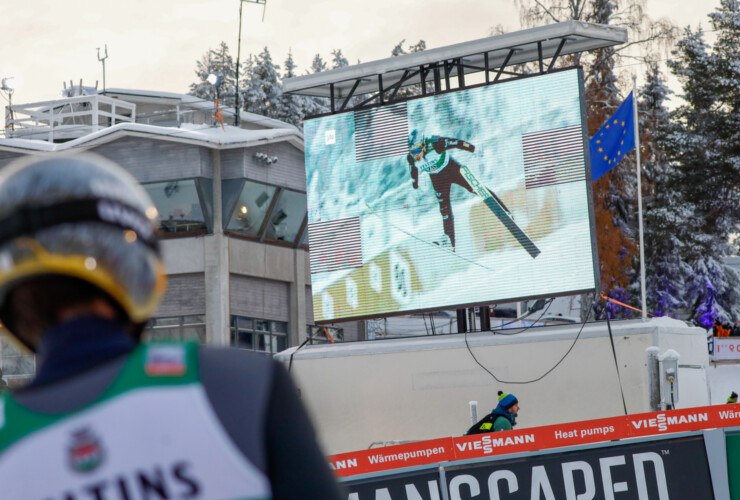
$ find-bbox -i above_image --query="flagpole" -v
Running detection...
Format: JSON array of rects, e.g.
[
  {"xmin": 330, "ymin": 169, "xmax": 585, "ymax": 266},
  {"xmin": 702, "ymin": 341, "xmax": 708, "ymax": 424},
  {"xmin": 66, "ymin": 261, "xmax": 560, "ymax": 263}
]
[{"xmin": 633, "ymin": 75, "xmax": 647, "ymax": 319}]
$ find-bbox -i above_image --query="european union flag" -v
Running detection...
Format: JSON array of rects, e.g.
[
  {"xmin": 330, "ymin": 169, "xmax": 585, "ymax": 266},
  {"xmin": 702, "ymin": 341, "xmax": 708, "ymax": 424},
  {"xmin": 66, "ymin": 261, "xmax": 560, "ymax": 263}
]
[{"xmin": 589, "ymin": 92, "xmax": 635, "ymax": 181}]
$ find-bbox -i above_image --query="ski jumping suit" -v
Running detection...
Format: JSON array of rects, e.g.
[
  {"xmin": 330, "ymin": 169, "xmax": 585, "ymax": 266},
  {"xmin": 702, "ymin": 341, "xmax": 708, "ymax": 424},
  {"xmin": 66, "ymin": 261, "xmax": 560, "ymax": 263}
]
[
  {"xmin": 407, "ymin": 136, "xmax": 508, "ymax": 249},
  {"xmin": 0, "ymin": 316, "xmax": 343, "ymax": 500}
]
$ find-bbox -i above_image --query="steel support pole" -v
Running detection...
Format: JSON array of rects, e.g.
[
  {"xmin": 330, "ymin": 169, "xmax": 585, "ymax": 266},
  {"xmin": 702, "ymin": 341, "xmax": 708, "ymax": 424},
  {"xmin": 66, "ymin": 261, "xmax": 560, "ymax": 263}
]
[{"xmin": 633, "ymin": 75, "xmax": 647, "ymax": 319}]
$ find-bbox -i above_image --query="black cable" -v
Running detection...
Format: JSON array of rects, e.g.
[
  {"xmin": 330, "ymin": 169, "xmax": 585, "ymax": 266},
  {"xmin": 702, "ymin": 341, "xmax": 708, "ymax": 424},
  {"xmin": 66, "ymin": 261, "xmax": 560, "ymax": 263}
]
[
  {"xmin": 604, "ymin": 307, "xmax": 629, "ymax": 415},
  {"xmin": 287, "ymin": 334, "xmax": 316, "ymax": 373},
  {"xmin": 490, "ymin": 299, "xmax": 554, "ymax": 334},
  {"xmin": 464, "ymin": 303, "xmax": 591, "ymax": 385}
]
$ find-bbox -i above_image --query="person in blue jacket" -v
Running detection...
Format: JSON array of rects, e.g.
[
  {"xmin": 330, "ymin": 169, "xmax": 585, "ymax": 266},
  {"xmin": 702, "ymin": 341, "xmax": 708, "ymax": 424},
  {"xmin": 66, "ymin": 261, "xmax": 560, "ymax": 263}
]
[{"xmin": 466, "ymin": 391, "xmax": 520, "ymax": 435}]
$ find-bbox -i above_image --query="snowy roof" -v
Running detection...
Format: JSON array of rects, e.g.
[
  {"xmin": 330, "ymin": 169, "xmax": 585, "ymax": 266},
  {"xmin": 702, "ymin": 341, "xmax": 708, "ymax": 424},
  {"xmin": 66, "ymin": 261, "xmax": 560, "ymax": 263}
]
[
  {"xmin": 102, "ymin": 88, "xmax": 299, "ymax": 132},
  {"xmin": 0, "ymin": 122, "xmax": 303, "ymax": 153},
  {"xmin": 284, "ymin": 21, "xmax": 628, "ymax": 98}
]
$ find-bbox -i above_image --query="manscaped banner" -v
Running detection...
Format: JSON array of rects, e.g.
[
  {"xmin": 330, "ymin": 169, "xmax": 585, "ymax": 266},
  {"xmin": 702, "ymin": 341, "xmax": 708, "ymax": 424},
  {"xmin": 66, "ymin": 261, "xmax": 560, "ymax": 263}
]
[
  {"xmin": 341, "ymin": 436, "xmax": 713, "ymax": 499},
  {"xmin": 441, "ymin": 436, "xmax": 713, "ymax": 500},
  {"xmin": 329, "ymin": 404, "xmax": 740, "ymax": 478}
]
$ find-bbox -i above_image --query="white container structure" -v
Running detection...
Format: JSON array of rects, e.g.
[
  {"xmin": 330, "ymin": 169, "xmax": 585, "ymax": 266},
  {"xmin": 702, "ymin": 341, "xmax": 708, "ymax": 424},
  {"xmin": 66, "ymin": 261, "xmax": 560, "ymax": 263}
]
[{"xmin": 276, "ymin": 317, "xmax": 711, "ymax": 455}]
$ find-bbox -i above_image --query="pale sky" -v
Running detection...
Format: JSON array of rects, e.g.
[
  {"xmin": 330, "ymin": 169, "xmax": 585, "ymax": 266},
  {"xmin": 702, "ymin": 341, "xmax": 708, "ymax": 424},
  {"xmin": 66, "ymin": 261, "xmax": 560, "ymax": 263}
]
[{"xmin": 0, "ymin": 0, "xmax": 721, "ymax": 106}]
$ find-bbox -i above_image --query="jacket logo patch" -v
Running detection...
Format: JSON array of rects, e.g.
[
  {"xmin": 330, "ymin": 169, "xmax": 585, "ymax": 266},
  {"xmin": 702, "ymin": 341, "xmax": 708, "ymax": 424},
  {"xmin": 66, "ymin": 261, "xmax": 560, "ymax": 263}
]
[
  {"xmin": 145, "ymin": 345, "xmax": 187, "ymax": 376},
  {"xmin": 68, "ymin": 427, "xmax": 105, "ymax": 473}
]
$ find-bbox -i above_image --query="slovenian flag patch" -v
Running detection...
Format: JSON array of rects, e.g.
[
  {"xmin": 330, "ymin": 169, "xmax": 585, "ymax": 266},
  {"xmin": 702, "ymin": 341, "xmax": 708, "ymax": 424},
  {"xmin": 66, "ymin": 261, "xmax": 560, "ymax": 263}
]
[{"xmin": 145, "ymin": 345, "xmax": 187, "ymax": 376}]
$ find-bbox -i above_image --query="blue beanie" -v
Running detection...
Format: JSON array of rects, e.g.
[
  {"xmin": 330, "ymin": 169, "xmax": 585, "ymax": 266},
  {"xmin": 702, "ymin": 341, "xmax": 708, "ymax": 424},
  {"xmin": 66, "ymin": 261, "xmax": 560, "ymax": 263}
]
[{"xmin": 498, "ymin": 391, "xmax": 518, "ymax": 410}]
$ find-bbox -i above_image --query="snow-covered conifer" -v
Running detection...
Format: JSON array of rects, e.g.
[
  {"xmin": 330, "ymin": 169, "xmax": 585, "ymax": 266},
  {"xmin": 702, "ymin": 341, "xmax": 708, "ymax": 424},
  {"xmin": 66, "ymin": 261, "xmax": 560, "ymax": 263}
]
[
  {"xmin": 330, "ymin": 49, "xmax": 349, "ymax": 69},
  {"xmin": 276, "ymin": 50, "xmax": 305, "ymax": 128},
  {"xmin": 241, "ymin": 47, "xmax": 282, "ymax": 119},
  {"xmin": 658, "ymin": 0, "xmax": 740, "ymax": 325},
  {"xmin": 188, "ymin": 41, "xmax": 237, "ymax": 108}
]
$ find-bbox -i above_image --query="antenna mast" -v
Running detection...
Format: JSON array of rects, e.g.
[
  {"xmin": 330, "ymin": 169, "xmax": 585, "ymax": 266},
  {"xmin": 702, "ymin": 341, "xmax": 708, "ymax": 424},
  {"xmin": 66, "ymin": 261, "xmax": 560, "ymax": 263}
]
[
  {"xmin": 97, "ymin": 45, "xmax": 109, "ymax": 92},
  {"xmin": 235, "ymin": 0, "xmax": 267, "ymax": 127}
]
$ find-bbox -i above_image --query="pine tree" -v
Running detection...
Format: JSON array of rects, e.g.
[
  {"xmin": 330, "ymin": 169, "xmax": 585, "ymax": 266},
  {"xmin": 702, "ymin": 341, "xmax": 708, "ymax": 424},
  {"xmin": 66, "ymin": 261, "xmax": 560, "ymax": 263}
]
[
  {"xmin": 303, "ymin": 54, "xmax": 330, "ymax": 117},
  {"xmin": 330, "ymin": 49, "xmax": 349, "ymax": 69},
  {"xmin": 309, "ymin": 53, "xmax": 328, "ymax": 73},
  {"xmin": 241, "ymin": 47, "xmax": 282, "ymax": 119},
  {"xmin": 639, "ymin": 62, "xmax": 687, "ymax": 317},
  {"xmin": 518, "ymin": 0, "xmax": 676, "ymax": 319},
  {"xmin": 583, "ymin": 0, "xmax": 638, "ymax": 318},
  {"xmin": 659, "ymin": 0, "xmax": 740, "ymax": 325},
  {"xmin": 390, "ymin": 40, "xmax": 429, "ymax": 98},
  {"xmin": 276, "ymin": 50, "xmax": 305, "ymax": 128},
  {"xmin": 188, "ymin": 41, "xmax": 236, "ymax": 108}
]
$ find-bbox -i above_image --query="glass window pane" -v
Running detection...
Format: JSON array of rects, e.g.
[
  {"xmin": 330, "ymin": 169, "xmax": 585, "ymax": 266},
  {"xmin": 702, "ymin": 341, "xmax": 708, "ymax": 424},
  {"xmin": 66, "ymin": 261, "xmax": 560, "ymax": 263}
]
[
  {"xmin": 182, "ymin": 324, "xmax": 206, "ymax": 343},
  {"xmin": 183, "ymin": 315, "xmax": 206, "ymax": 325},
  {"xmin": 275, "ymin": 335, "xmax": 287, "ymax": 352},
  {"xmin": 226, "ymin": 181, "xmax": 277, "ymax": 236},
  {"xmin": 264, "ymin": 190, "xmax": 307, "ymax": 243},
  {"xmin": 271, "ymin": 321, "xmax": 288, "ymax": 334},
  {"xmin": 152, "ymin": 317, "xmax": 182, "ymax": 327},
  {"xmin": 143, "ymin": 180, "xmax": 208, "ymax": 234},
  {"xmin": 255, "ymin": 333, "xmax": 268, "ymax": 351},
  {"xmin": 232, "ymin": 330, "xmax": 253, "ymax": 350},
  {"xmin": 236, "ymin": 317, "xmax": 253, "ymax": 330},
  {"xmin": 255, "ymin": 320, "xmax": 269, "ymax": 332},
  {"xmin": 146, "ymin": 326, "xmax": 181, "ymax": 341}
]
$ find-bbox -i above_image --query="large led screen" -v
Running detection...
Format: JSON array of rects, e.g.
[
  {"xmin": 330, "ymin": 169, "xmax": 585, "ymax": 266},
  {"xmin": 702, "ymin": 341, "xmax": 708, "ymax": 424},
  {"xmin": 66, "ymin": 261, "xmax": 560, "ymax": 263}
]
[{"xmin": 304, "ymin": 68, "xmax": 598, "ymax": 323}]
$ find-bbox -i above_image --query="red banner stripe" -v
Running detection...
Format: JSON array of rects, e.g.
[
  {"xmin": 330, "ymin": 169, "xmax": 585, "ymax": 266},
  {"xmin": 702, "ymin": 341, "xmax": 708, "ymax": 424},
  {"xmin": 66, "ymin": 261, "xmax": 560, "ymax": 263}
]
[{"xmin": 328, "ymin": 404, "xmax": 740, "ymax": 478}]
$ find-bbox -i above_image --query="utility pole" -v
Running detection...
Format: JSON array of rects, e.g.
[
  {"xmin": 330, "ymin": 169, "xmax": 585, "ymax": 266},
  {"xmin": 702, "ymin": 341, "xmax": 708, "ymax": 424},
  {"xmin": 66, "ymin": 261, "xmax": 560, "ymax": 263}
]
[
  {"xmin": 235, "ymin": 0, "xmax": 266, "ymax": 127},
  {"xmin": 97, "ymin": 45, "xmax": 109, "ymax": 92}
]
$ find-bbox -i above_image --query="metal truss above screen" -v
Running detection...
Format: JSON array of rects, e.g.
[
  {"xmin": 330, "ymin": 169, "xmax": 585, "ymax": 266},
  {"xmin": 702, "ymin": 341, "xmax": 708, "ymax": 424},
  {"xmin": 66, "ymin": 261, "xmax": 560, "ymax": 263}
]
[{"xmin": 283, "ymin": 21, "xmax": 627, "ymax": 114}]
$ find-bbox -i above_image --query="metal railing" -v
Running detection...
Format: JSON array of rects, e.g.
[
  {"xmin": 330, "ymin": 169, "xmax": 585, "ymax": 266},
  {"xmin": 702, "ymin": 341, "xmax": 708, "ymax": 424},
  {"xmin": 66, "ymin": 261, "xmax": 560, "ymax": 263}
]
[{"xmin": 4, "ymin": 94, "xmax": 135, "ymax": 142}]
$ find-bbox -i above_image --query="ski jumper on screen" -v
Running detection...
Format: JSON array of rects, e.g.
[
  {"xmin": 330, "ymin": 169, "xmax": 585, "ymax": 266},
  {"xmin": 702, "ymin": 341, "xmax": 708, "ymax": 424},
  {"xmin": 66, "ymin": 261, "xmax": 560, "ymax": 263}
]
[{"xmin": 407, "ymin": 130, "xmax": 540, "ymax": 258}]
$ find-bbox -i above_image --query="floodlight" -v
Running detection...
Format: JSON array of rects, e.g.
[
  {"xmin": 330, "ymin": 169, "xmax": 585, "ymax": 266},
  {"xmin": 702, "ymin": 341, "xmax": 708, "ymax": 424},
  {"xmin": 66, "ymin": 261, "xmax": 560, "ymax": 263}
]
[
  {"xmin": 1, "ymin": 77, "xmax": 16, "ymax": 92},
  {"xmin": 206, "ymin": 73, "xmax": 219, "ymax": 86}
]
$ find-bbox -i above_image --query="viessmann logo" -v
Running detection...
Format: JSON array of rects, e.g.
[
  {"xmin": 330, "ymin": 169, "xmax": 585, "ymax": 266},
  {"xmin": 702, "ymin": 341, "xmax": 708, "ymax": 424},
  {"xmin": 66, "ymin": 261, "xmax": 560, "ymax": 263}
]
[
  {"xmin": 629, "ymin": 412, "xmax": 708, "ymax": 432},
  {"xmin": 457, "ymin": 433, "xmax": 536, "ymax": 455}
]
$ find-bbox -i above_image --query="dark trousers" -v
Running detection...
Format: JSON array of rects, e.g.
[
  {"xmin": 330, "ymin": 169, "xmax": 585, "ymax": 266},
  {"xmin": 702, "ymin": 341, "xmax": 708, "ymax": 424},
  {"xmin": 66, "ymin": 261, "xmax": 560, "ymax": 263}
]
[{"xmin": 429, "ymin": 160, "xmax": 507, "ymax": 248}]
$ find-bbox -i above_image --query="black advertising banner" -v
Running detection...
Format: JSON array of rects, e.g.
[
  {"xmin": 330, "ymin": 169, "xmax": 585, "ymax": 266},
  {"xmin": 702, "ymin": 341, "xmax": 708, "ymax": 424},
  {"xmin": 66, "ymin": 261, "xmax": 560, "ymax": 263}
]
[
  {"xmin": 444, "ymin": 436, "xmax": 712, "ymax": 500},
  {"xmin": 343, "ymin": 468, "xmax": 442, "ymax": 499},
  {"xmin": 341, "ymin": 436, "xmax": 714, "ymax": 499}
]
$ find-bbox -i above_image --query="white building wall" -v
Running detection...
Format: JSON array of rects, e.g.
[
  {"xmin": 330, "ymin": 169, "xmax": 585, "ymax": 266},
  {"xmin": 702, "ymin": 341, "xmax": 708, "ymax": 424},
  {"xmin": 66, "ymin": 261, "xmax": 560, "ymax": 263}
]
[{"xmin": 278, "ymin": 318, "xmax": 710, "ymax": 455}]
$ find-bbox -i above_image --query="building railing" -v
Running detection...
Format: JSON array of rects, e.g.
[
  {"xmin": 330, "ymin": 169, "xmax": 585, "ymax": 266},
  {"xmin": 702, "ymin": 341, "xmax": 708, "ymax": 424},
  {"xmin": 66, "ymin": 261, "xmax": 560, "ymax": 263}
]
[{"xmin": 3, "ymin": 94, "xmax": 136, "ymax": 142}]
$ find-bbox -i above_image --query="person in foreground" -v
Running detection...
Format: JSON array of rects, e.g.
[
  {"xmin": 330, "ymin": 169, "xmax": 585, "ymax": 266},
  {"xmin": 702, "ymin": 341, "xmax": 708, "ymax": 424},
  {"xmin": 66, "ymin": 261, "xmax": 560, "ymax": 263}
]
[
  {"xmin": 466, "ymin": 391, "xmax": 520, "ymax": 435},
  {"xmin": 0, "ymin": 154, "xmax": 343, "ymax": 499}
]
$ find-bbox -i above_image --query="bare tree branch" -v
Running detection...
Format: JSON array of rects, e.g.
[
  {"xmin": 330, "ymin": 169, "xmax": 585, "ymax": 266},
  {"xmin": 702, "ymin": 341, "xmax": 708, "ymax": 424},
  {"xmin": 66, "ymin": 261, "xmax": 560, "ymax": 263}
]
[
  {"xmin": 534, "ymin": 0, "xmax": 562, "ymax": 23},
  {"xmin": 614, "ymin": 33, "xmax": 670, "ymax": 53}
]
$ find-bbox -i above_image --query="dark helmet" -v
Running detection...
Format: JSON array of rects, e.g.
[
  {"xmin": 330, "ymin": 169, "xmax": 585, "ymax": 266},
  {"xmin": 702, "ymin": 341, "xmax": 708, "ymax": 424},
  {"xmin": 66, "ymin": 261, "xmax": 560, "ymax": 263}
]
[{"xmin": 0, "ymin": 153, "xmax": 166, "ymax": 350}]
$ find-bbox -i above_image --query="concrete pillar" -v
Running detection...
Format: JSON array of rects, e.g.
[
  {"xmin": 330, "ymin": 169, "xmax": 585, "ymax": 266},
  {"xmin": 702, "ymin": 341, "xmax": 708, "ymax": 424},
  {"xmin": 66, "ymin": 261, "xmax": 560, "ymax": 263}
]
[
  {"xmin": 204, "ymin": 150, "xmax": 230, "ymax": 346},
  {"xmin": 289, "ymin": 248, "xmax": 308, "ymax": 347}
]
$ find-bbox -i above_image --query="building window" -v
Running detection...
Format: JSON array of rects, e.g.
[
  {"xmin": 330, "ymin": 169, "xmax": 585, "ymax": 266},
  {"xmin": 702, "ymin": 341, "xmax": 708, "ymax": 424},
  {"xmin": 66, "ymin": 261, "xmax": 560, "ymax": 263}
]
[
  {"xmin": 143, "ymin": 179, "xmax": 211, "ymax": 236},
  {"xmin": 230, "ymin": 316, "xmax": 288, "ymax": 354},
  {"xmin": 143, "ymin": 315, "xmax": 206, "ymax": 343},
  {"xmin": 224, "ymin": 180, "xmax": 278, "ymax": 237},
  {"xmin": 264, "ymin": 189, "xmax": 307, "ymax": 243}
]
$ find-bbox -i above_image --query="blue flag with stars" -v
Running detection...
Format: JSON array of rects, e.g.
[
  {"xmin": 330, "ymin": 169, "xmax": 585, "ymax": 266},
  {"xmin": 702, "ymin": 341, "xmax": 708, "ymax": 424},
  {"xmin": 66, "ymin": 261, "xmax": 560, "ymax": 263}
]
[{"xmin": 589, "ymin": 92, "xmax": 635, "ymax": 181}]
